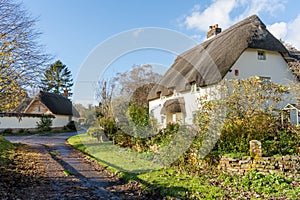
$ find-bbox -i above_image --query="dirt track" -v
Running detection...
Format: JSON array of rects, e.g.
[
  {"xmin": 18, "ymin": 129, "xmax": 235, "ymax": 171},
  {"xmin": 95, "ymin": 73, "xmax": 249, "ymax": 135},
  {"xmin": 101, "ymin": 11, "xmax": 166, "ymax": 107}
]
[{"xmin": 4, "ymin": 132, "xmax": 161, "ymax": 200}]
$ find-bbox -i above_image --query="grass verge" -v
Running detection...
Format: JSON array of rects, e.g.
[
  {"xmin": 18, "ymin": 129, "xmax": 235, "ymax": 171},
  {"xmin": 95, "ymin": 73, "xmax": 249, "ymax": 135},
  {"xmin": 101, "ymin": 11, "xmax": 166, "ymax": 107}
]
[{"xmin": 68, "ymin": 133, "xmax": 300, "ymax": 199}]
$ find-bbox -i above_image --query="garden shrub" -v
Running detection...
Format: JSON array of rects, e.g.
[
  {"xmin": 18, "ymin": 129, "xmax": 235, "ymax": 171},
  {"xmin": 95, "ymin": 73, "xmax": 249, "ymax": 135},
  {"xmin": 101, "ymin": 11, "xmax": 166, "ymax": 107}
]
[
  {"xmin": 114, "ymin": 122, "xmax": 180, "ymax": 152},
  {"xmin": 127, "ymin": 103, "xmax": 149, "ymax": 127},
  {"xmin": 173, "ymin": 78, "xmax": 300, "ymax": 170},
  {"xmin": 87, "ymin": 126, "xmax": 105, "ymax": 142},
  {"xmin": 66, "ymin": 120, "xmax": 77, "ymax": 131},
  {"xmin": 36, "ymin": 116, "xmax": 52, "ymax": 131},
  {"xmin": 98, "ymin": 116, "xmax": 118, "ymax": 140},
  {"xmin": 2, "ymin": 128, "xmax": 13, "ymax": 134}
]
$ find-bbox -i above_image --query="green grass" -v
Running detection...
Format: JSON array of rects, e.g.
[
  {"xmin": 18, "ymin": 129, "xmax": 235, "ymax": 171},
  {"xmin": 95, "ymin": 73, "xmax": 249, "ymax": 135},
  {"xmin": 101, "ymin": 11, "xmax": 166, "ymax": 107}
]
[
  {"xmin": 68, "ymin": 133, "xmax": 300, "ymax": 199},
  {"xmin": 0, "ymin": 136, "xmax": 16, "ymax": 167},
  {"xmin": 68, "ymin": 133, "xmax": 162, "ymax": 173}
]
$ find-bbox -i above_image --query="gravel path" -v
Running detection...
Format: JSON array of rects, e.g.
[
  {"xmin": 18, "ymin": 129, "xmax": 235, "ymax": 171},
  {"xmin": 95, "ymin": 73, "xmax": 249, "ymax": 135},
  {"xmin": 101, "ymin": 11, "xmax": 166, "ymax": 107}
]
[{"xmin": 4, "ymin": 132, "xmax": 158, "ymax": 200}]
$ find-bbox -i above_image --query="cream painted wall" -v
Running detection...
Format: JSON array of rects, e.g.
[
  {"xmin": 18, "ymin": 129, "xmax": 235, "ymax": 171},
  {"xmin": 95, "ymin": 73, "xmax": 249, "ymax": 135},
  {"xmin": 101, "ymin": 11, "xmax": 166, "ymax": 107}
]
[
  {"xmin": 0, "ymin": 115, "xmax": 71, "ymax": 130},
  {"xmin": 225, "ymin": 48, "xmax": 295, "ymax": 85},
  {"xmin": 0, "ymin": 117, "xmax": 41, "ymax": 129}
]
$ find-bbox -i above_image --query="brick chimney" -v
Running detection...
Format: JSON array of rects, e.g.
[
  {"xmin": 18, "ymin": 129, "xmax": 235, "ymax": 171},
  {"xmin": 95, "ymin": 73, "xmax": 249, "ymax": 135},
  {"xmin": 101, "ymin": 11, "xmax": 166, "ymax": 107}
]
[
  {"xmin": 63, "ymin": 88, "xmax": 68, "ymax": 98},
  {"xmin": 207, "ymin": 24, "xmax": 222, "ymax": 39}
]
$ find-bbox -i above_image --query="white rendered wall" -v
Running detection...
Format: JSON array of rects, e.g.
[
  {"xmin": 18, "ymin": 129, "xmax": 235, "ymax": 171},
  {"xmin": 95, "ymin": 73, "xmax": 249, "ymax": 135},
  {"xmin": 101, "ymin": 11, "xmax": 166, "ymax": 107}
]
[
  {"xmin": 0, "ymin": 115, "xmax": 71, "ymax": 130},
  {"xmin": 0, "ymin": 117, "xmax": 41, "ymax": 129},
  {"xmin": 52, "ymin": 115, "xmax": 71, "ymax": 128},
  {"xmin": 225, "ymin": 48, "xmax": 295, "ymax": 85}
]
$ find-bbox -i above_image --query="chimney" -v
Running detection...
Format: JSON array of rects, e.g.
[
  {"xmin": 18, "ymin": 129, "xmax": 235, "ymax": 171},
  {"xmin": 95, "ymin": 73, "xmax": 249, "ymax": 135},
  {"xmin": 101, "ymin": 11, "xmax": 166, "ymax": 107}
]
[
  {"xmin": 63, "ymin": 88, "xmax": 68, "ymax": 98},
  {"xmin": 206, "ymin": 24, "xmax": 222, "ymax": 39}
]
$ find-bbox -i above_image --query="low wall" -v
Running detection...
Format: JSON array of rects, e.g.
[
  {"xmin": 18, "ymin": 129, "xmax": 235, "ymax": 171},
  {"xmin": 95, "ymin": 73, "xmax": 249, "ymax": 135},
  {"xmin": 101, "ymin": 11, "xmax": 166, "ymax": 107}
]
[
  {"xmin": 219, "ymin": 156, "xmax": 300, "ymax": 178},
  {"xmin": 0, "ymin": 113, "xmax": 70, "ymax": 132}
]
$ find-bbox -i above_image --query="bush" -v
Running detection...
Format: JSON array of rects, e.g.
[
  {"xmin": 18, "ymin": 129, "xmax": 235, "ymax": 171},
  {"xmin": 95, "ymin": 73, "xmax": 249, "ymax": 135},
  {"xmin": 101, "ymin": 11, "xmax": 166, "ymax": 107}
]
[
  {"xmin": 98, "ymin": 116, "xmax": 118, "ymax": 140},
  {"xmin": 193, "ymin": 78, "xmax": 295, "ymax": 156},
  {"xmin": 36, "ymin": 116, "xmax": 52, "ymax": 132},
  {"xmin": 127, "ymin": 103, "xmax": 149, "ymax": 127},
  {"xmin": 66, "ymin": 120, "xmax": 77, "ymax": 131},
  {"xmin": 87, "ymin": 126, "xmax": 105, "ymax": 142},
  {"xmin": 2, "ymin": 128, "xmax": 13, "ymax": 134}
]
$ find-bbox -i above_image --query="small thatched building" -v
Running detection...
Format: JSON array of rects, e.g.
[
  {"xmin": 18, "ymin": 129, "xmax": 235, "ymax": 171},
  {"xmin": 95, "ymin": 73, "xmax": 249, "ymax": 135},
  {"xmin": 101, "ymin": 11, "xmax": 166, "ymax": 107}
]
[{"xmin": 24, "ymin": 91, "xmax": 79, "ymax": 128}]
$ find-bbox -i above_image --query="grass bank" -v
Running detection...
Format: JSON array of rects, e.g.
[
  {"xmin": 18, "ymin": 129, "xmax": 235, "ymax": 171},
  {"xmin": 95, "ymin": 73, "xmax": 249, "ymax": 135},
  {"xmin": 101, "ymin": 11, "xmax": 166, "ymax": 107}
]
[{"xmin": 68, "ymin": 133, "xmax": 300, "ymax": 199}]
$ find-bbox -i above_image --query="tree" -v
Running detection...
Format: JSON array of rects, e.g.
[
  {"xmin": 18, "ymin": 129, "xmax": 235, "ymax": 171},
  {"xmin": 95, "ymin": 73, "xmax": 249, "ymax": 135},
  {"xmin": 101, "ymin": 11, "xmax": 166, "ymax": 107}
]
[
  {"xmin": 0, "ymin": 0, "xmax": 49, "ymax": 111},
  {"xmin": 41, "ymin": 60, "xmax": 73, "ymax": 96},
  {"xmin": 113, "ymin": 64, "xmax": 162, "ymax": 95},
  {"xmin": 194, "ymin": 77, "xmax": 295, "ymax": 157},
  {"xmin": 95, "ymin": 80, "xmax": 117, "ymax": 140}
]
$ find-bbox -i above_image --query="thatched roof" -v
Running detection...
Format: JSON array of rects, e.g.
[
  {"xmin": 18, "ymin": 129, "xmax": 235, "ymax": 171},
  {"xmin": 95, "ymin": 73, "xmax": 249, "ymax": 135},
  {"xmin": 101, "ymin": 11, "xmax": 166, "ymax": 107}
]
[
  {"xmin": 35, "ymin": 91, "xmax": 79, "ymax": 117},
  {"xmin": 160, "ymin": 98, "xmax": 185, "ymax": 114},
  {"xmin": 148, "ymin": 15, "xmax": 289, "ymax": 100}
]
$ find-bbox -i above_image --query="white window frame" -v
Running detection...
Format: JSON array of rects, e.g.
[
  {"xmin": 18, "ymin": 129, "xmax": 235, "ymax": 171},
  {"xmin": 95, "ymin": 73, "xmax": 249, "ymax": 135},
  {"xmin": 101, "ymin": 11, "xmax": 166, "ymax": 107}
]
[{"xmin": 257, "ymin": 51, "xmax": 266, "ymax": 60}]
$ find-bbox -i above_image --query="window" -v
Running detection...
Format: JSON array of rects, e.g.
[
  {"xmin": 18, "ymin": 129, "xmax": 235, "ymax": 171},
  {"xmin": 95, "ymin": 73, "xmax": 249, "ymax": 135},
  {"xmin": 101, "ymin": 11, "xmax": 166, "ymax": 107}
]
[
  {"xmin": 258, "ymin": 76, "xmax": 271, "ymax": 84},
  {"xmin": 150, "ymin": 109, "xmax": 154, "ymax": 118},
  {"xmin": 36, "ymin": 106, "xmax": 41, "ymax": 112},
  {"xmin": 257, "ymin": 51, "xmax": 266, "ymax": 60}
]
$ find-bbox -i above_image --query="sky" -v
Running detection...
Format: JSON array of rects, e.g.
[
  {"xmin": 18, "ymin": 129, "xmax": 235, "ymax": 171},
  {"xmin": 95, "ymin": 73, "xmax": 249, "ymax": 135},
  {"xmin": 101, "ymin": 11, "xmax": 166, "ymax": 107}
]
[{"xmin": 22, "ymin": 0, "xmax": 300, "ymax": 103}]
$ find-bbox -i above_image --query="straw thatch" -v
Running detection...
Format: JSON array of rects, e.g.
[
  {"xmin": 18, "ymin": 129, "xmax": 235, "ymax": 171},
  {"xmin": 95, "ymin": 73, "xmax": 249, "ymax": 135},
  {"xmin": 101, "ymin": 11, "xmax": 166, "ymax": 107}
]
[
  {"xmin": 160, "ymin": 97, "xmax": 185, "ymax": 114},
  {"xmin": 148, "ymin": 15, "xmax": 289, "ymax": 100},
  {"xmin": 28, "ymin": 91, "xmax": 80, "ymax": 117}
]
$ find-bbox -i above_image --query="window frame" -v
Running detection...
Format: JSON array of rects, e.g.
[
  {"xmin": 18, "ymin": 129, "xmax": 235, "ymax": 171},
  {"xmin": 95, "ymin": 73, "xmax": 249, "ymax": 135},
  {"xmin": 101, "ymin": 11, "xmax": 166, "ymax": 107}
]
[{"xmin": 257, "ymin": 51, "xmax": 266, "ymax": 60}]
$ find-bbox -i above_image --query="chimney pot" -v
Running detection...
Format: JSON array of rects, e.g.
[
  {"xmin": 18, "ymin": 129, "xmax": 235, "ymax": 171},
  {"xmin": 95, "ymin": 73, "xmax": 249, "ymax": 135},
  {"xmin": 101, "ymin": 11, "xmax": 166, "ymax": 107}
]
[
  {"xmin": 207, "ymin": 24, "xmax": 222, "ymax": 39},
  {"xmin": 63, "ymin": 88, "xmax": 68, "ymax": 98}
]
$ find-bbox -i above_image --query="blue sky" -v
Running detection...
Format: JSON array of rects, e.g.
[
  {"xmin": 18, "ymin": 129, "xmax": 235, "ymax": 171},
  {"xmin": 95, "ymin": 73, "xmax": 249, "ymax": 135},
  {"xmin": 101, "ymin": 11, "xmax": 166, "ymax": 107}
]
[{"xmin": 23, "ymin": 0, "xmax": 300, "ymax": 103}]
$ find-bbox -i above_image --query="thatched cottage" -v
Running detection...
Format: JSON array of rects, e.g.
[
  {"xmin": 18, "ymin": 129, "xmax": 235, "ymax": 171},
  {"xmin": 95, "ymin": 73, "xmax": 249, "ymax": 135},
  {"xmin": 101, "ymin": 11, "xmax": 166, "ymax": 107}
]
[
  {"xmin": 24, "ymin": 91, "xmax": 79, "ymax": 128},
  {"xmin": 148, "ymin": 15, "xmax": 299, "ymax": 127}
]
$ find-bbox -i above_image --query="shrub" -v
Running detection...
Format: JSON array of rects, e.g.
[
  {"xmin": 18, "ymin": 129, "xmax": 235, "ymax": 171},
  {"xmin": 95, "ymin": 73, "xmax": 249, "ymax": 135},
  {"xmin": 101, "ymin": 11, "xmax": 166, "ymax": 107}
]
[
  {"xmin": 66, "ymin": 120, "xmax": 77, "ymax": 131},
  {"xmin": 98, "ymin": 116, "xmax": 118, "ymax": 140},
  {"xmin": 193, "ymin": 78, "xmax": 294, "ymax": 156},
  {"xmin": 36, "ymin": 116, "xmax": 52, "ymax": 131},
  {"xmin": 127, "ymin": 103, "xmax": 149, "ymax": 127},
  {"xmin": 2, "ymin": 128, "xmax": 13, "ymax": 134},
  {"xmin": 87, "ymin": 126, "xmax": 105, "ymax": 142}
]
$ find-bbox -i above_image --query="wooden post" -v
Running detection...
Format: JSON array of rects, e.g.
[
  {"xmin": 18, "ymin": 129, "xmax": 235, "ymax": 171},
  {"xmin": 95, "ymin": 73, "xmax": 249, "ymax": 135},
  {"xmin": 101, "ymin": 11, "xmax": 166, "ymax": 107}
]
[{"xmin": 250, "ymin": 140, "xmax": 262, "ymax": 158}]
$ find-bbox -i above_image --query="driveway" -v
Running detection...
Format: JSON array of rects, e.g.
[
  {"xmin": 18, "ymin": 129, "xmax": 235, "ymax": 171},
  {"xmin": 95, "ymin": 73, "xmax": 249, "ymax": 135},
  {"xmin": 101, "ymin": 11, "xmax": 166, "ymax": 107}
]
[{"xmin": 5, "ymin": 131, "xmax": 121, "ymax": 200}]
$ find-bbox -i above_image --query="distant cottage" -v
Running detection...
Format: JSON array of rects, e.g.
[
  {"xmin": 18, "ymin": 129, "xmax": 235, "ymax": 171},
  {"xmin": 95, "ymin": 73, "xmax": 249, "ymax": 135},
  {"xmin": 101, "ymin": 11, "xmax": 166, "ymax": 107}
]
[
  {"xmin": 0, "ymin": 91, "xmax": 79, "ymax": 132},
  {"xmin": 148, "ymin": 15, "xmax": 300, "ymax": 127},
  {"xmin": 24, "ymin": 91, "xmax": 79, "ymax": 122}
]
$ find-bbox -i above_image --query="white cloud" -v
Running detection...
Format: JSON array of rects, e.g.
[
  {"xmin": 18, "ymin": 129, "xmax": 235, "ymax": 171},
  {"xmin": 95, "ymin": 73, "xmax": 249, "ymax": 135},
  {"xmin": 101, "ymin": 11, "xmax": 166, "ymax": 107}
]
[
  {"xmin": 182, "ymin": 0, "xmax": 300, "ymax": 49},
  {"xmin": 286, "ymin": 15, "xmax": 300, "ymax": 49},
  {"xmin": 183, "ymin": 0, "xmax": 287, "ymax": 31},
  {"xmin": 184, "ymin": 0, "xmax": 237, "ymax": 32},
  {"xmin": 237, "ymin": 0, "xmax": 286, "ymax": 20},
  {"xmin": 267, "ymin": 22, "xmax": 287, "ymax": 39},
  {"xmin": 267, "ymin": 15, "xmax": 300, "ymax": 49}
]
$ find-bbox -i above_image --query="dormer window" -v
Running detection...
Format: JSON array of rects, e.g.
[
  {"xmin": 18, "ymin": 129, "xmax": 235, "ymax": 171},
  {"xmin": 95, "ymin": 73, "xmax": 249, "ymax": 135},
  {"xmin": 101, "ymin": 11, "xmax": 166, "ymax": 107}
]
[
  {"xmin": 257, "ymin": 51, "xmax": 266, "ymax": 60},
  {"xmin": 191, "ymin": 82, "xmax": 197, "ymax": 92}
]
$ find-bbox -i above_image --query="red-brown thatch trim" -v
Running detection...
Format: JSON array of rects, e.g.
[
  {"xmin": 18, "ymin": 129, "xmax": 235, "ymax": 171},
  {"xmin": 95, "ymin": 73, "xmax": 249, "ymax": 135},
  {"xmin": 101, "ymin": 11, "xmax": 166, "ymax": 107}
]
[{"xmin": 148, "ymin": 15, "xmax": 289, "ymax": 100}]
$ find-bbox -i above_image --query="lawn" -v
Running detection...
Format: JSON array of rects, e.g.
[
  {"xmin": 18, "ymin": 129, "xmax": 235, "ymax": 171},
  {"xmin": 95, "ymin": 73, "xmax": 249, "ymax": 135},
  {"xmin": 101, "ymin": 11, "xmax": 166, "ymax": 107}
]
[
  {"xmin": 68, "ymin": 133, "xmax": 300, "ymax": 199},
  {"xmin": 68, "ymin": 133, "xmax": 163, "ymax": 173},
  {"xmin": 0, "ymin": 135, "xmax": 15, "ymax": 166}
]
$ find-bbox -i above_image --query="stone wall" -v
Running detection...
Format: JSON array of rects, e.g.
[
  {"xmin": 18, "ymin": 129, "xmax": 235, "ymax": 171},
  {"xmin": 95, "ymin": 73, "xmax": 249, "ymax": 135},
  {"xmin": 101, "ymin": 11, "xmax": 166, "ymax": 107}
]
[{"xmin": 218, "ymin": 155, "xmax": 300, "ymax": 178}]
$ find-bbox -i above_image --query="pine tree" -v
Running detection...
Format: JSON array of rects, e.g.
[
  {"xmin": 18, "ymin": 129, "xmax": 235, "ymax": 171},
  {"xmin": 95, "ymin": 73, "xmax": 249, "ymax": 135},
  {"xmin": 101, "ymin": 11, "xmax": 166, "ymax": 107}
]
[{"xmin": 41, "ymin": 60, "xmax": 73, "ymax": 96}]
